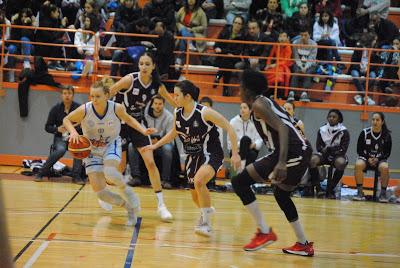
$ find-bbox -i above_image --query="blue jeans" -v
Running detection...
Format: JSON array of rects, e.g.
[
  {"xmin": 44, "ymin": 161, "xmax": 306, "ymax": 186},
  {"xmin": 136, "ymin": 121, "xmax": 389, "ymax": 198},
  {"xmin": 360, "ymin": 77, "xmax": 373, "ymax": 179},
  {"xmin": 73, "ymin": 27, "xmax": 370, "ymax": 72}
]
[
  {"xmin": 7, "ymin": 37, "xmax": 32, "ymax": 67},
  {"xmin": 178, "ymin": 27, "xmax": 194, "ymax": 52},
  {"xmin": 351, "ymin": 69, "xmax": 377, "ymax": 93}
]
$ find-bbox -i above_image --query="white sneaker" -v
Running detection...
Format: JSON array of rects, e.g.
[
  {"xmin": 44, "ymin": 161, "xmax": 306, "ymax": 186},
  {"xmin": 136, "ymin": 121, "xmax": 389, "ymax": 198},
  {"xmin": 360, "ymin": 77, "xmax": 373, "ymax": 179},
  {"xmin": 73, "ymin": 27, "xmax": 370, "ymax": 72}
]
[
  {"xmin": 98, "ymin": 199, "xmax": 113, "ymax": 211},
  {"xmin": 189, "ymin": 42, "xmax": 197, "ymax": 51},
  {"xmin": 299, "ymin": 92, "xmax": 310, "ymax": 102},
  {"xmin": 366, "ymin": 96, "xmax": 376, "ymax": 106},
  {"xmin": 354, "ymin": 94, "xmax": 363, "ymax": 105},
  {"xmin": 195, "ymin": 207, "xmax": 215, "ymax": 228},
  {"xmin": 287, "ymin": 91, "xmax": 295, "ymax": 101},
  {"xmin": 195, "ymin": 223, "xmax": 213, "ymax": 237},
  {"xmin": 127, "ymin": 208, "xmax": 138, "ymax": 226},
  {"xmin": 23, "ymin": 61, "xmax": 31, "ymax": 69},
  {"xmin": 158, "ymin": 205, "xmax": 173, "ymax": 222}
]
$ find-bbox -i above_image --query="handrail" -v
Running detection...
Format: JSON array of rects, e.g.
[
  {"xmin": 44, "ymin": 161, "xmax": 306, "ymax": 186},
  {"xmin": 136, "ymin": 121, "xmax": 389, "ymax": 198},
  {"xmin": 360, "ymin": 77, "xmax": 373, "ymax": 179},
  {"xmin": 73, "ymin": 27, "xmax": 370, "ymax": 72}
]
[{"xmin": 1, "ymin": 23, "xmax": 399, "ymax": 116}]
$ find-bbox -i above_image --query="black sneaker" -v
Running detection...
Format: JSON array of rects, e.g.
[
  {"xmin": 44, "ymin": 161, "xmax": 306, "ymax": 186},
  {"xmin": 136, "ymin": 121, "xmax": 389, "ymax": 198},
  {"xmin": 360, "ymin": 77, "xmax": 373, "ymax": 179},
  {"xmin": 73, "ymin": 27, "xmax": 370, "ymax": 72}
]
[
  {"xmin": 127, "ymin": 177, "xmax": 142, "ymax": 187},
  {"xmin": 72, "ymin": 178, "xmax": 86, "ymax": 185},
  {"xmin": 34, "ymin": 174, "xmax": 44, "ymax": 182}
]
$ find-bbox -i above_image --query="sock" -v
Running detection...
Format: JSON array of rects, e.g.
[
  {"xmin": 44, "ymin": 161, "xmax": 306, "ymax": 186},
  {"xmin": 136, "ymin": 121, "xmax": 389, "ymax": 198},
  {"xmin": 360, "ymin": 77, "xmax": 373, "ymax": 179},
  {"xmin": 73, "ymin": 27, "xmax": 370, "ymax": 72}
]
[
  {"xmin": 200, "ymin": 207, "xmax": 214, "ymax": 225},
  {"xmin": 156, "ymin": 191, "xmax": 164, "ymax": 208},
  {"xmin": 356, "ymin": 184, "xmax": 363, "ymax": 194},
  {"xmin": 245, "ymin": 201, "xmax": 269, "ymax": 233},
  {"xmin": 290, "ymin": 219, "xmax": 307, "ymax": 244}
]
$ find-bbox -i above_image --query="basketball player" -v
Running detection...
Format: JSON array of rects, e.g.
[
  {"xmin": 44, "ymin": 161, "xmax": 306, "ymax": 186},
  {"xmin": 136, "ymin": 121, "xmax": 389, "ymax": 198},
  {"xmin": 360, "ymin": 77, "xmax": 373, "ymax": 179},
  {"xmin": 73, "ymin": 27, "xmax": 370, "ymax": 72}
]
[
  {"xmin": 110, "ymin": 52, "xmax": 175, "ymax": 222},
  {"xmin": 231, "ymin": 69, "xmax": 314, "ymax": 256},
  {"xmin": 144, "ymin": 80, "xmax": 241, "ymax": 237},
  {"xmin": 353, "ymin": 112, "xmax": 392, "ymax": 202},
  {"xmin": 63, "ymin": 78, "xmax": 156, "ymax": 226}
]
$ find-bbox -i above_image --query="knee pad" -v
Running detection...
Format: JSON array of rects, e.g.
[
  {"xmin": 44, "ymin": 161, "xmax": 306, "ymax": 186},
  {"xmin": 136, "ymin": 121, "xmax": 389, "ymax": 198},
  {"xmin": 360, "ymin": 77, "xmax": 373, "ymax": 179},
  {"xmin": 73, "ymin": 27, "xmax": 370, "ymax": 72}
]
[
  {"xmin": 273, "ymin": 186, "xmax": 298, "ymax": 222},
  {"xmin": 103, "ymin": 166, "xmax": 125, "ymax": 188},
  {"xmin": 231, "ymin": 169, "xmax": 256, "ymax": 206}
]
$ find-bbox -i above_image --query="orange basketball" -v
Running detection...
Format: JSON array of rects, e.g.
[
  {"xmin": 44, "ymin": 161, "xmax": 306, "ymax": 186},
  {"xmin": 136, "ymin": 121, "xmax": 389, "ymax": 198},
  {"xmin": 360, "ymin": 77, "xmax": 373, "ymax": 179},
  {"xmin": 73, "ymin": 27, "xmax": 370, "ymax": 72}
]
[{"xmin": 68, "ymin": 136, "xmax": 91, "ymax": 159}]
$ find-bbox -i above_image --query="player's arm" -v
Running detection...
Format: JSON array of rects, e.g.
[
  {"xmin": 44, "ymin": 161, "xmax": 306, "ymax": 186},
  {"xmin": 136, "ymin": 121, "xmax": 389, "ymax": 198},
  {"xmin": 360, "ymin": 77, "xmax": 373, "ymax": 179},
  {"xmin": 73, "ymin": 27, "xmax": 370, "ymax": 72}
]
[
  {"xmin": 252, "ymin": 97, "xmax": 288, "ymax": 181},
  {"xmin": 109, "ymin": 74, "xmax": 132, "ymax": 97},
  {"xmin": 159, "ymin": 84, "xmax": 177, "ymax": 108},
  {"xmin": 63, "ymin": 104, "xmax": 86, "ymax": 143},
  {"xmin": 115, "ymin": 103, "xmax": 156, "ymax": 136},
  {"xmin": 203, "ymin": 108, "xmax": 241, "ymax": 171},
  {"xmin": 144, "ymin": 114, "xmax": 178, "ymax": 151}
]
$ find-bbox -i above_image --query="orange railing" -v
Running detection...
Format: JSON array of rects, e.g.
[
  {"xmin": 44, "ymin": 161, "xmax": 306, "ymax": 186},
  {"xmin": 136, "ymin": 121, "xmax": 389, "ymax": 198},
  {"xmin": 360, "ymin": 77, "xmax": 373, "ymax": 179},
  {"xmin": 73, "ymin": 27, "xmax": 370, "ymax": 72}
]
[{"xmin": 1, "ymin": 23, "xmax": 399, "ymax": 117}]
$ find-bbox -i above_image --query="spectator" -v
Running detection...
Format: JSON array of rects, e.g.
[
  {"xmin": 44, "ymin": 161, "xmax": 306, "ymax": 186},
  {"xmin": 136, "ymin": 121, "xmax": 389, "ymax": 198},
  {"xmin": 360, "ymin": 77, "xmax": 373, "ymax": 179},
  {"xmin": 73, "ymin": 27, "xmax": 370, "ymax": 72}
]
[
  {"xmin": 201, "ymin": 0, "xmax": 224, "ymax": 20},
  {"xmin": 152, "ymin": 19, "xmax": 175, "ymax": 80},
  {"xmin": 143, "ymin": 0, "xmax": 176, "ymax": 33},
  {"xmin": 283, "ymin": 101, "xmax": 305, "ymax": 136},
  {"xmin": 309, "ymin": 109, "xmax": 350, "ymax": 199},
  {"xmin": 314, "ymin": 0, "xmax": 342, "ymax": 19},
  {"xmin": 368, "ymin": 12, "xmax": 399, "ymax": 48},
  {"xmin": 249, "ymin": 0, "xmax": 268, "ymax": 20},
  {"xmin": 0, "ymin": 10, "xmax": 12, "ymax": 81},
  {"xmin": 175, "ymin": 0, "xmax": 208, "ymax": 67},
  {"xmin": 357, "ymin": 0, "xmax": 390, "ymax": 19},
  {"xmin": 224, "ymin": 0, "xmax": 251, "ymax": 25},
  {"xmin": 377, "ymin": 37, "xmax": 400, "ymax": 99},
  {"xmin": 112, "ymin": 0, "xmax": 143, "ymax": 47},
  {"xmin": 265, "ymin": 31, "xmax": 293, "ymax": 98},
  {"xmin": 235, "ymin": 19, "xmax": 272, "ymax": 71},
  {"xmin": 285, "ymin": 2, "xmax": 312, "ymax": 41},
  {"xmin": 254, "ymin": 0, "xmax": 284, "ymax": 34},
  {"xmin": 353, "ymin": 112, "xmax": 392, "ymax": 203},
  {"xmin": 228, "ymin": 102, "xmax": 263, "ymax": 170},
  {"xmin": 280, "ymin": 0, "xmax": 306, "ymax": 18},
  {"xmin": 61, "ymin": 0, "xmax": 80, "ymax": 25},
  {"xmin": 73, "ymin": 0, "xmax": 106, "ymax": 30},
  {"xmin": 5, "ymin": 0, "xmax": 34, "ymax": 19},
  {"xmin": 34, "ymin": 86, "xmax": 85, "ymax": 184},
  {"xmin": 348, "ymin": 32, "xmax": 379, "ymax": 105},
  {"xmin": 213, "ymin": 15, "xmax": 245, "ymax": 96},
  {"xmin": 288, "ymin": 27, "xmax": 317, "ymax": 102}
]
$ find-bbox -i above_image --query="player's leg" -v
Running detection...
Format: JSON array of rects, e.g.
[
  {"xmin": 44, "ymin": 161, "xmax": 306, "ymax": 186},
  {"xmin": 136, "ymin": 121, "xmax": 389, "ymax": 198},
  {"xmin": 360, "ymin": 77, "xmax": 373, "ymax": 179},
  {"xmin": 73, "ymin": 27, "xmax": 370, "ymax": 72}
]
[
  {"xmin": 308, "ymin": 154, "xmax": 322, "ymax": 196},
  {"xmin": 326, "ymin": 156, "xmax": 347, "ymax": 198},
  {"xmin": 353, "ymin": 159, "xmax": 367, "ymax": 201},
  {"xmin": 378, "ymin": 161, "xmax": 390, "ymax": 202}
]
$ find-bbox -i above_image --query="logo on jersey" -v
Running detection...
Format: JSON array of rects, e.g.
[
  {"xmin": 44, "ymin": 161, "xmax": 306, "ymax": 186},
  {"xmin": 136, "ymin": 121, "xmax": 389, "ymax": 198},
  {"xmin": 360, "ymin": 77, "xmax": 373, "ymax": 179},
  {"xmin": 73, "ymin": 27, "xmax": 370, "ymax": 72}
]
[
  {"xmin": 132, "ymin": 88, "xmax": 140, "ymax": 95},
  {"xmin": 176, "ymin": 121, "xmax": 181, "ymax": 128},
  {"xmin": 375, "ymin": 144, "xmax": 379, "ymax": 150},
  {"xmin": 193, "ymin": 120, "xmax": 199, "ymax": 128},
  {"xmin": 150, "ymin": 88, "xmax": 155, "ymax": 95},
  {"xmin": 87, "ymin": 120, "xmax": 95, "ymax": 128}
]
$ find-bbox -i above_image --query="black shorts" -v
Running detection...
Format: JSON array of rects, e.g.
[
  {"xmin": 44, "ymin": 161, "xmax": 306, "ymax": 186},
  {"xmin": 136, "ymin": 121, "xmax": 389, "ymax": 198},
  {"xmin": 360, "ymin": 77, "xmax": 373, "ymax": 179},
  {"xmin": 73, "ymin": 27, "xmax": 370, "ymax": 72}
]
[
  {"xmin": 316, "ymin": 152, "xmax": 348, "ymax": 166},
  {"xmin": 185, "ymin": 151, "xmax": 224, "ymax": 188},
  {"xmin": 358, "ymin": 157, "xmax": 387, "ymax": 172},
  {"xmin": 251, "ymin": 146, "xmax": 312, "ymax": 191},
  {"xmin": 120, "ymin": 124, "xmax": 151, "ymax": 151}
]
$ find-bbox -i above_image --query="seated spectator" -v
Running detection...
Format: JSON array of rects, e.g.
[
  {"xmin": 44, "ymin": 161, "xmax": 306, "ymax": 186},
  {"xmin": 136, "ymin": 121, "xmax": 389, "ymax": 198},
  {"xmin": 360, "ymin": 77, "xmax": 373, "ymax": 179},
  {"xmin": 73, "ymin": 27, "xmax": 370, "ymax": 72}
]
[
  {"xmin": 112, "ymin": 0, "xmax": 143, "ymax": 47},
  {"xmin": 175, "ymin": 0, "xmax": 208, "ymax": 67},
  {"xmin": 224, "ymin": 0, "xmax": 251, "ymax": 25},
  {"xmin": 73, "ymin": 0, "xmax": 106, "ymax": 30},
  {"xmin": 265, "ymin": 30, "xmax": 293, "ymax": 98},
  {"xmin": 5, "ymin": 0, "xmax": 34, "ymax": 19},
  {"xmin": 377, "ymin": 37, "xmax": 400, "ymax": 99},
  {"xmin": 283, "ymin": 101, "xmax": 305, "ymax": 136},
  {"xmin": 61, "ymin": 0, "xmax": 80, "ymax": 26},
  {"xmin": 357, "ymin": 0, "xmax": 390, "ymax": 20},
  {"xmin": 285, "ymin": 2, "xmax": 312, "ymax": 41},
  {"xmin": 348, "ymin": 32, "xmax": 380, "ymax": 105},
  {"xmin": 249, "ymin": 0, "xmax": 267, "ymax": 20},
  {"xmin": 353, "ymin": 112, "xmax": 392, "ymax": 203},
  {"xmin": 213, "ymin": 15, "xmax": 245, "ymax": 96},
  {"xmin": 228, "ymin": 102, "xmax": 263, "ymax": 170},
  {"xmin": 144, "ymin": 0, "xmax": 176, "ymax": 33},
  {"xmin": 152, "ymin": 19, "xmax": 175, "ymax": 80},
  {"xmin": 280, "ymin": 0, "xmax": 305, "ymax": 18},
  {"xmin": 368, "ymin": 12, "xmax": 399, "ymax": 48},
  {"xmin": 34, "ymin": 86, "xmax": 85, "ymax": 184},
  {"xmin": 288, "ymin": 27, "xmax": 317, "ymax": 102},
  {"xmin": 314, "ymin": 0, "xmax": 342, "ymax": 19},
  {"xmin": 254, "ymin": 0, "xmax": 284, "ymax": 35},
  {"xmin": 201, "ymin": 0, "xmax": 224, "ymax": 20},
  {"xmin": 309, "ymin": 109, "xmax": 350, "ymax": 198},
  {"xmin": 235, "ymin": 19, "xmax": 272, "ymax": 71}
]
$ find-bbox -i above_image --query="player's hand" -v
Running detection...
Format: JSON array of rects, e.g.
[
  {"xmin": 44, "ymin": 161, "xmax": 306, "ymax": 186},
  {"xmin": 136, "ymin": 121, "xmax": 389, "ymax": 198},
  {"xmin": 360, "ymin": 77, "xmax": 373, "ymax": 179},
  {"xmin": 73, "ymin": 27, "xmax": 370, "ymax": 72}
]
[
  {"xmin": 68, "ymin": 132, "xmax": 80, "ymax": 144},
  {"xmin": 143, "ymin": 128, "xmax": 157, "ymax": 136},
  {"xmin": 272, "ymin": 161, "xmax": 287, "ymax": 182},
  {"xmin": 142, "ymin": 144, "xmax": 157, "ymax": 152},
  {"xmin": 231, "ymin": 152, "xmax": 241, "ymax": 171},
  {"xmin": 57, "ymin": 126, "xmax": 67, "ymax": 134}
]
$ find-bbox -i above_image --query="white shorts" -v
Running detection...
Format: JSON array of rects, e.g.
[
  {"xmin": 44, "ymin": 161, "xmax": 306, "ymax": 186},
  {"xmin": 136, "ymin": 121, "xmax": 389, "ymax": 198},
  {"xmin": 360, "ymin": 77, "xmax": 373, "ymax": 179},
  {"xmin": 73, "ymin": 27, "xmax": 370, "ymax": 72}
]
[{"xmin": 84, "ymin": 137, "xmax": 122, "ymax": 174}]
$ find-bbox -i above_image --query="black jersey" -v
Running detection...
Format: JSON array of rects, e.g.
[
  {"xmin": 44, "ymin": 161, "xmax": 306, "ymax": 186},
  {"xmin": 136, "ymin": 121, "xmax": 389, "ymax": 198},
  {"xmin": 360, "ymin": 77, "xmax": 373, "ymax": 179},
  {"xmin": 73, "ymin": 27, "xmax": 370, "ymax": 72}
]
[
  {"xmin": 357, "ymin": 127, "xmax": 392, "ymax": 161},
  {"xmin": 114, "ymin": 72, "xmax": 160, "ymax": 122},
  {"xmin": 251, "ymin": 96, "xmax": 307, "ymax": 153},
  {"xmin": 175, "ymin": 103, "xmax": 222, "ymax": 155}
]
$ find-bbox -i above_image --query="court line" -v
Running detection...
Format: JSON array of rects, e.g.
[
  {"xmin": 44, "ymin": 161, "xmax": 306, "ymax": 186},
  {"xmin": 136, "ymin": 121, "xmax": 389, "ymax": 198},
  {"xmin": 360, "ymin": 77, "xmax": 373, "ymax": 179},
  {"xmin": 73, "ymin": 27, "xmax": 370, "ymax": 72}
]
[
  {"xmin": 171, "ymin": 253, "xmax": 201, "ymax": 260},
  {"xmin": 22, "ymin": 233, "xmax": 56, "ymax": 268},
  {"xmin": 13, "ymin": 184, "xmax": 85, "ymax": 262},
  {"xmin": 124, "ymin": 217, "xmax": 142, "ymax": 268}
]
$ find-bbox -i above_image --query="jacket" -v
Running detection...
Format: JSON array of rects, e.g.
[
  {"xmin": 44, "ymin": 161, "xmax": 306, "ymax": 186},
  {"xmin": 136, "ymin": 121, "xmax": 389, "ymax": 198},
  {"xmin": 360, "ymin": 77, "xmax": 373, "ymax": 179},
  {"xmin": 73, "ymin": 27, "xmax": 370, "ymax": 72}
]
[
  {"xmin": 144, "ymin": 105, "xmax": 174, "ymax": 143},
  {"xmin": 227, "ymin": 115, "xmax": 263, "ymax": 151},
  {"xmin": 176, "ymin": 6, "xmax": 208, "ymax": 52}
]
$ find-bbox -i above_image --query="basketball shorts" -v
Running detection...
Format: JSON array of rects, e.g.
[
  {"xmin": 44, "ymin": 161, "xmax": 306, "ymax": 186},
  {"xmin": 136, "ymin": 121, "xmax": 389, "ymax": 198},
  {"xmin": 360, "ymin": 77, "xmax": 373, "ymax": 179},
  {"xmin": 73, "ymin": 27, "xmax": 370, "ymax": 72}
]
[
  {"xmin": 84, "ymin": 137, "xmax": 122, "ymax": 174},
  {"xmin": 358, "ymin": 157, "xmax": 387, "ymax": 172},
  {"xmin": 251, "ymin": 146, "xmax": 312, "ymax": 191},
  {"xmin": 185, "ymin": 150, "xmax": 224, "ymax": 189},
  {"xmin": 120, "ymin": 124, "xmax": 151, "ymax": 151},
  {"xmin": 316, "ymin": 152, "xmax": 348, "ymax": 166}
]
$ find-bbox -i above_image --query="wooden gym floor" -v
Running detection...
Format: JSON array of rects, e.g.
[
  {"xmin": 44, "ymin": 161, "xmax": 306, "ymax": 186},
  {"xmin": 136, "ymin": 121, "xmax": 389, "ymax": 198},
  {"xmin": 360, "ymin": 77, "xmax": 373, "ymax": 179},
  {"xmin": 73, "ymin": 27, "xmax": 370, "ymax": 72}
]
[{"xmin": 1, "ymin": 171, "xmax": 400, "ymax": 267}]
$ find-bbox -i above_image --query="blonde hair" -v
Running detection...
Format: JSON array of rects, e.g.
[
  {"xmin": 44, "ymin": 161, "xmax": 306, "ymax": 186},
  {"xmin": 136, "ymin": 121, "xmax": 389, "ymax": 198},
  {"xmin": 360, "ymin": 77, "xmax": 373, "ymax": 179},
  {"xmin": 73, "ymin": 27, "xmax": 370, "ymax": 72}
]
[{"xmin": 91, "ymin": 77, "xmax": 115, "ymax": 94}]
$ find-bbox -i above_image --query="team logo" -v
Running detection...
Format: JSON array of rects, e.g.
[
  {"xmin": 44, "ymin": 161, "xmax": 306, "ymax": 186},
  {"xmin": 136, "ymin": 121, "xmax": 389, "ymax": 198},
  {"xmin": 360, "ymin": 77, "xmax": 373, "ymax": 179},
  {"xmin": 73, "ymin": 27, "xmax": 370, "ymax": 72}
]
[
  {"xmin": 193, "ymin": 120, "xmax": 199, "ymax": 127},
  {"xmin": 176, "ymin": 121, "xmax": 181, "ymax": 128},
  {"xmin": 107, "ymin": 121, "xmax": 113, "ymax": 127},
  {"xmin": 87, "ymin": 120, "xmax": 95, "ymax": 128},
  {"xmin": 150, "ymin": 88, "xmax": 155, "ymax": 95},
  {"xmin": 375, "ymin": 144, "xmax": 378, "ymax": 150},
  {"xmin": 132, "ymin": 88, "xmax": 140, "ymax": 95}
]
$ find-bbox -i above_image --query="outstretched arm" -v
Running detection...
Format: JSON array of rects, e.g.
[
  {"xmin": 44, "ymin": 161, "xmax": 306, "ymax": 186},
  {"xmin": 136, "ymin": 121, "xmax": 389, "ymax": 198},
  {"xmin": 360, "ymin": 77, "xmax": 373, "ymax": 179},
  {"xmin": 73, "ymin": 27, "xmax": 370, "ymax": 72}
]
[
  {"xmin": 63, "ymin": 104, "xmax": 86, "ymax": 143},
  {"xmin": 144, "ymin": 114, "xmax": 178, "ymax": 152},
  {"xmin": 109, "ymin": 74, "xmax": 132, "ymax": 97},
  {"xmin": 159, "ymin": 84, "xmax": 177, "ymax": 108},
  {"xmin": 115, "ymin": 103, "xmax": 156, "ymax": 136}
]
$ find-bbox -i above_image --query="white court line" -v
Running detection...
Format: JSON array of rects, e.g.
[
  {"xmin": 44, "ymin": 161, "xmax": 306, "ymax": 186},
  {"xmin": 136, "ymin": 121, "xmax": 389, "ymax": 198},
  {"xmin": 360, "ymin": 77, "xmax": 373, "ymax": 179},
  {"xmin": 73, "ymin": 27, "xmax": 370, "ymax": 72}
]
[
  {"xmin": 23, "ymin": 233, "xmax": 56, "ymax": 268},
  {"xmin": 172, "ymin": 254, "xmax": 201, "ymax": 260}
]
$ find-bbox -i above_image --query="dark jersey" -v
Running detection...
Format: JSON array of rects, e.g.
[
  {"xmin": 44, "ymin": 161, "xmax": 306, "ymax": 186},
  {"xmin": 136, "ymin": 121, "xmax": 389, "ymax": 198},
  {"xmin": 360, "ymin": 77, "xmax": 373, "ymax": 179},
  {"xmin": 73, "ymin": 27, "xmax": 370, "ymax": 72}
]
[
  {"xmin": 175, "ymin": 103, "xmax": 222, "ymax": 155},
  {"xmin": 357, "ymin": 127, "xmax": 392, "ymax": 161},
  {"xmin": 113, "ymin": 72, "xmax": 160, "ymax": 122},
  {"xmin": 251, "ymin": 96, "xmax": 307, "ymax": 153}
]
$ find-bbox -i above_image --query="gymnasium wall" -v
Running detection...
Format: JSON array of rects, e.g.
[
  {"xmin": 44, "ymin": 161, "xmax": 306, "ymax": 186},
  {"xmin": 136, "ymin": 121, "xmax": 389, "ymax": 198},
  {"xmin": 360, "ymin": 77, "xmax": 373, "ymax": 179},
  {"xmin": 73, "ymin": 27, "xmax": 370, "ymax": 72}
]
[{"xmin": 1, "ymin": 87, "xmax": 399, "ymax": 178}]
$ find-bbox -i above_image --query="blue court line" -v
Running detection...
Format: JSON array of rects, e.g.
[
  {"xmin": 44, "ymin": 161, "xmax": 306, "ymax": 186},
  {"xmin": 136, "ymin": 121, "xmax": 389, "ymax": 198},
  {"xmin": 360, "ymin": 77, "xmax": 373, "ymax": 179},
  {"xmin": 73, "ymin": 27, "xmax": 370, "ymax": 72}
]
[{"xmin": 124, "ymin": 217, "xmax": 142, "ymax": 268}]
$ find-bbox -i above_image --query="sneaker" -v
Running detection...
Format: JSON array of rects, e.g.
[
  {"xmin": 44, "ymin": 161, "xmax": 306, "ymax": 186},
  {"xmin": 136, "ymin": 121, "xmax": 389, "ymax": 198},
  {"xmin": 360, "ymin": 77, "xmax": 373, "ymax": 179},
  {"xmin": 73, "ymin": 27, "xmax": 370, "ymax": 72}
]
[
  {"xmin": 82, "ymin": 60, "xmax": 93, "ymax": 77},
  {"xmin": 195, "ymin": 207, "xmax": 216, "ymax": 228},
  {"xmin": 282, "ymin": 241, "xmax": 314, "ymax": 257},
  {"xmin": 23, "ymin": 61, "xmax": 31, "ymax": 69},
  {"xmin": 162, "ymin": 181, "xmax": 173, "ymax": 189},
  {"xmin": 157, "ymin": 205, "xmax": 173, "ymax": 222},
  {"xmin": 324, "ymin": 80, "xmax": 333, "ymax": 92},
  {"xmin": 299, "ymin": 92, "xmax": 310, "ymax": 102},
  {"xmin": 287, "ymin": 91, "xmax": 295, "ymax": 101},
  {"xmin": 243, "ymin": 228, "xmax": 277, "ymax": 251},
  {"xmin": 378, "ymin": 194, "xmax": 389, "ymax": 203},
  {"xmin": 72, "ymin": 178, "xmax": 86, "ymax": 185},
  {"xmin": 353, "ymin": 192, "xmax": 366, "ymax": 201},
  {"xmin": 127, "ymin": 177, "xmax": 142, "ymax": 187},
  {"xmin": 188, "ymin": 42, "xmax": 197, "ymax": 51},
  {"xmin": 175, "ymin": 57, "xmax": 183, "ymax": 72},
  {"xmin": 98, "ymin": 199, "xmax": 113, "ymax": 211},
  {"xmin": 213, "ymin": 74, "xmax": 222, "ymax": 88},
  {"xmin": 195, "ymin": 222, "xmax": 212, "ymax": 237},
  {"xmin": 34, "ymin": 174, "xmax": 44, "ymax": 182},
  {"xmin": 48, "ymin": 62, "xmax": 65, "ymax": 71},
  {"xmin": 354, "ymin": 94, "xmax": 363, "ymax": 105},
  {"xmin": 365, "ymin": 96, "xmax": 376, "ymax": 106},
  {"xmin": 127, "ymin": 208, "xmax": 138, "ymax": 226}
]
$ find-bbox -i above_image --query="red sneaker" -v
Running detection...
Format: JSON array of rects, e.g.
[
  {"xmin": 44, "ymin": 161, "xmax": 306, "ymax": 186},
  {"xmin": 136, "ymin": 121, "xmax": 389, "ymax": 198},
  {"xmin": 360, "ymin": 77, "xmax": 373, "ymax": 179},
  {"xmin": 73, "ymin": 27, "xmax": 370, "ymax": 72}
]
[
  {"xmin": 243, "ymin": 228, "xmax": 277, "ymax": 251},
  {"xmin": 282, "ymin": 241, "xmax": 314, "ymax": 256}
]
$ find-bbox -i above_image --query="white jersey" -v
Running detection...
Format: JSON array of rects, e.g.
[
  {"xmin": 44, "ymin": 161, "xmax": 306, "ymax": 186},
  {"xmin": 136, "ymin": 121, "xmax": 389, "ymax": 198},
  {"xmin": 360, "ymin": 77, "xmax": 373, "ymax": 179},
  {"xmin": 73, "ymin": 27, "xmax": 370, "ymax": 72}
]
[{"xmin": 81, "ymin": 101, "xmax": 121, "ymax": 153}]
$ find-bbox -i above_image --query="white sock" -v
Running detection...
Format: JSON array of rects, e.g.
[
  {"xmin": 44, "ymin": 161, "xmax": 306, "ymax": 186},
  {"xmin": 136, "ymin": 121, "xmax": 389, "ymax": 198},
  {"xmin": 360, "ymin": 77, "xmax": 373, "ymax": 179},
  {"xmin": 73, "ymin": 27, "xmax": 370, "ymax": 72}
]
[
  {"xmin": 200, "ymin": 207, "xmax": 214, "ymax": 225},
  {"xmin": 290, "ymin": 219, "xmax": 307, "ymax": 244},
  {"xmin": 245, "ymin": 201, "xmax": 269, "ymax": 233},
  {"xmin": 156, "ymin": 191, "xmax": 164, "ymax": 208}
]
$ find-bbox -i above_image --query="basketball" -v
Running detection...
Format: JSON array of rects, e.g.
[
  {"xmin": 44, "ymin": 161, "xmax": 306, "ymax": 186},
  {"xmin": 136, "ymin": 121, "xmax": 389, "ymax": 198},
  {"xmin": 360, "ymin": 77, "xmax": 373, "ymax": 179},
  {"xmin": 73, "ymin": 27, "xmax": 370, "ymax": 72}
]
[{"xmin": 68, "ymin": 136, "xmax": 91, "ymax": 159}]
